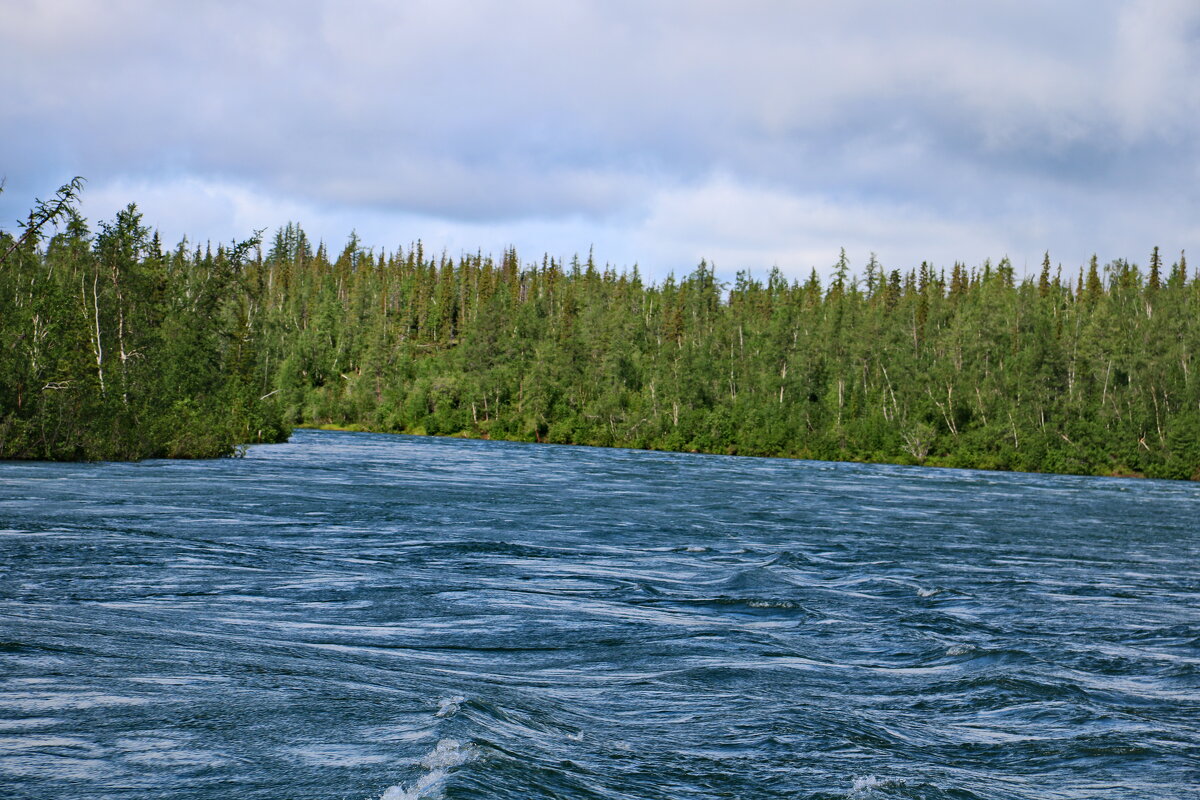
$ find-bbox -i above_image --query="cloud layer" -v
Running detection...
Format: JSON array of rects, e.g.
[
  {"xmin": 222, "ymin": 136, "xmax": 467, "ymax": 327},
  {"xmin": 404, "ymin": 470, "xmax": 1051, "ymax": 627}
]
[{"xmin": 3, "ymin": 1, "xmax": 1198, "ymax": 279}]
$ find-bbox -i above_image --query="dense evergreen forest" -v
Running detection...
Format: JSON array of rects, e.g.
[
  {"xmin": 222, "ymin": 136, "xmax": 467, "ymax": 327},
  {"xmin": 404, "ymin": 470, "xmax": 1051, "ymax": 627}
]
[
  {"xmin": 253, "ymin": 224, "xmax": 1199, "ymax": 480},
  {"xmin": 0, "ymin": 182, "xmax": 289, "ymax": 459},
  {"xmin": 3, "ymin": 182, "xmax": 1199, "ymax": 478}
]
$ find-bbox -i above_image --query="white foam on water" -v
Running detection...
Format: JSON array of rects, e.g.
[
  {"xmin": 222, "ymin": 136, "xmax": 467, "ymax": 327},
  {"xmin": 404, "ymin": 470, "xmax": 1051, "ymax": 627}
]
[
  {"xmin": 419, "ymin": 738, "xmax": 472, "ymax": 770},
  {"xmin": 380, "ymin": 769, "xmax": 446, "ymax": 800},
  {"xmin": 435, "ymin": 696, "xmax": 465, "ymax": 718},
  {"xmin": 916, "ymin": 586, "xmax": 940, "ymax": 597},
  {"xmin": 850, "ymin": 775, "xmax": 907, "ymax": 796},
  {"xmin": 747, "ymin": 599, "xmax": 798, "ymax": 609},
  {"xmin": 946, "ymin": 643, "xmax": 976, "ymax": 656},
  {"xmin": 379, "ymin": 738, "xmax": 474, "ymax": 800},
  {"xmin": 685, "ymin": 545, "xmax": 709, "ymax": 552}
]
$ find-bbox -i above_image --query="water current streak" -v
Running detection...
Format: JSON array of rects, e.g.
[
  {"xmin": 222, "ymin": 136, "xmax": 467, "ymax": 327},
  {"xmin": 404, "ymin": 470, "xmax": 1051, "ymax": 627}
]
[{"xmin": 1, "ymin": 429, "xmax": 1198, "ymax": 799}]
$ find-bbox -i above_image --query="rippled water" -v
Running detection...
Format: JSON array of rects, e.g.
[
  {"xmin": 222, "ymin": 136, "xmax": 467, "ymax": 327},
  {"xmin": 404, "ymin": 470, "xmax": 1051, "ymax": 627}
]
[{"xmin": 2, "ymin": 429, "xmax": 1198, "ymax": 799}]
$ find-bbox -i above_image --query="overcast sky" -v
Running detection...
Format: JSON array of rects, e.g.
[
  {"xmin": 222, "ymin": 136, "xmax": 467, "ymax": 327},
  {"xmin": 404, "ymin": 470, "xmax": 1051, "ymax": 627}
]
[{"xmin": 3, "ymin": 1, "xmax": 1198, "ymax": 281}]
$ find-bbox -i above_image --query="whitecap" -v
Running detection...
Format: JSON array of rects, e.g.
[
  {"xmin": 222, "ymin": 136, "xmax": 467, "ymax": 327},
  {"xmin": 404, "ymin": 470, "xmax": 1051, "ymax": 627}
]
[
  {"xmin": 747, "ymin": 599, "xmax": 798, "ymax": 609},
  {"xmin": 379, "ymin": 739, "xmax": 474, "ymax": 800},
  {"xmin": 916, "ymin": 587, "xmax": 940, "ymax": 597},
  {"xmin": 945, "ymin": 643, "xmax": 976, "ymax": 656},
  {"xmin": 435, "ymin": 696, "xmax": 465, "ymax": 718},
  {"xmin": 380, "ymin": 770, "xmax": 446, "ymax": 800},
  {"xmin": 850, "ymin": 775, "xmax": 907, "ymax": 796},
  {"xmin": 419, "ymin": 738, "xmax": 471, "ymax": 770}
]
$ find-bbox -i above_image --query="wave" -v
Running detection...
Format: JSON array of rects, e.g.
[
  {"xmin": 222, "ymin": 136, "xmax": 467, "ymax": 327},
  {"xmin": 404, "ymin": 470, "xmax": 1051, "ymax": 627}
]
[{"xmin": 379, "ymin": 739, "xmax": 475, "ymax": 800}]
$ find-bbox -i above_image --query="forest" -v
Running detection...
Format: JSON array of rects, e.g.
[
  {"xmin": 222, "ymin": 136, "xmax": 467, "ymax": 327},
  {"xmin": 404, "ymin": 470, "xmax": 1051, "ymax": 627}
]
[
  {"xmin": 3, "ymin": 182, "xmax": 1199, "ymax": 478},
  {"xmin": 0, "ymin": 181, "xmax": 289, "ymax": 459}
]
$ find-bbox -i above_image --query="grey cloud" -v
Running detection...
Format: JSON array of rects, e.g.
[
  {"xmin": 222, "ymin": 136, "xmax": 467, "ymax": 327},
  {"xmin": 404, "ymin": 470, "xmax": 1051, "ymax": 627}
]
[{"xmin": 2, "ymin": 0, "xmax": 1197, "ymax": 275}]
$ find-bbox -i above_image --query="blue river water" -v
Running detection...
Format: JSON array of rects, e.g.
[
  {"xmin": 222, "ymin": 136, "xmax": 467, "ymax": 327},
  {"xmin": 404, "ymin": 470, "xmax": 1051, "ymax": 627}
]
[{"xmin": 1, "ymin": 428, "xmax": 1198, "ymax": 799}]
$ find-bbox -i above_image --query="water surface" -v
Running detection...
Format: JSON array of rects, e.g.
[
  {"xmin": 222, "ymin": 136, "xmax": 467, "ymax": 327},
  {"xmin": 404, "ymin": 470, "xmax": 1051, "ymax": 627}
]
[{"xmin": 2, "ymin": 429, "xmax": 1198, "ymax": 799}]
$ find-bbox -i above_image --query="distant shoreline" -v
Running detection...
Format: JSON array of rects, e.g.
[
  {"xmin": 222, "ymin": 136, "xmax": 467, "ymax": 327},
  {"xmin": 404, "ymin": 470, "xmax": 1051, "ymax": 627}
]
[{"xmin": 292, "ymin": 425, "xmax": 1167, "ymax": 482}]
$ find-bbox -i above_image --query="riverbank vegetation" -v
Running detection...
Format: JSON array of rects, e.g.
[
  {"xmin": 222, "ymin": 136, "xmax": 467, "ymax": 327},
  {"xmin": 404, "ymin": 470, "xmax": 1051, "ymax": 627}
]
[
  {"xmin": 256, "ymin": 225, "xmax": 1199, "ymax": 480},
  {"xmin": 4, "ymin": 182, "xmax": 1198, "ymax": 477},
  {"xmin": 0, "ymin": 182, "xmax": 289, "ymax": 459}
]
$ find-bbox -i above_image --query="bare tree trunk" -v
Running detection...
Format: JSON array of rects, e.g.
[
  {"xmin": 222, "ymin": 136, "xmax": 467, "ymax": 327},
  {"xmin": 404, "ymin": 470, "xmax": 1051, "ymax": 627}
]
[
  {"xmin": 87, "ymin": 273, "xmax": 105, "ymax": 395},
  {"xmin": 1101, "ymin": 359, "xmax": 1112, "ymax": 409},
  {"xmin": 1151, "ymin": 386, "xmax": 1165, "ymax": 446}
]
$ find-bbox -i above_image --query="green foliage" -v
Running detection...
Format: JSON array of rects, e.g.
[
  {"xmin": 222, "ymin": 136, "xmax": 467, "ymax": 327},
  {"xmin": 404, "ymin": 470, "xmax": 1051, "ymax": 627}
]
[
  {"xmin": 0, "ymin": 187, "xmax": 289, "ymax": 460},
  {"xmin": 7, "ymin": 183, "xmax": 1197, "ymax": 480},
  {"xmin": 246, "ymin": 232, "xmax": 1200, "ymax": 480}
]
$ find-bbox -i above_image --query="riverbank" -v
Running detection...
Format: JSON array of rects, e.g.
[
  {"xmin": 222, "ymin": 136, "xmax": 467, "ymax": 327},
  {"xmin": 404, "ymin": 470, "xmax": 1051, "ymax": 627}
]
[{"xmin": 293, "ymin": 423, "xmax": 1172, "ymax": 481}]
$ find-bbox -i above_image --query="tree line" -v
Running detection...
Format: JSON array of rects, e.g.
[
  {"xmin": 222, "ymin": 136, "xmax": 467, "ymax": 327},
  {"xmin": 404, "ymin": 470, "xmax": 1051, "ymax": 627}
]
[
  {"xmin": 3, "ymin": 184, "xmax": 1198, "ymax": 478},
  {"xmin": 256, "ymin": 223, "xmax": 1199, "ymax": 479}
]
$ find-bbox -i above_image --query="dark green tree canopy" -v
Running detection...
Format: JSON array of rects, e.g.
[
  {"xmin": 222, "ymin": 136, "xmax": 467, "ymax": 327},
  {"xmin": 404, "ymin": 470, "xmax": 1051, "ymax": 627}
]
[{"xmin": 4, "ymin": 183, "xmax": 1198, "ymax": 478}]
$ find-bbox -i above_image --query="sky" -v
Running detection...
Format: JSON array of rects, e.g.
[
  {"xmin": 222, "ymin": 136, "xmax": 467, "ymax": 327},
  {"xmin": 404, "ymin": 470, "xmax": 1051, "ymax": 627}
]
[{"xmin": 2, "ymin": 0, "xmax": 1198, "ymax": 283}]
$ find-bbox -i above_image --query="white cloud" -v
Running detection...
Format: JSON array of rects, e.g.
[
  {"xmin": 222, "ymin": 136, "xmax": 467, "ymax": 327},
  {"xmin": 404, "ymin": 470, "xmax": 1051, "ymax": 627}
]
[
  {"xmin": 75, "ymin": 170, "xmax": 1186, "ymax": 288},
  {"xmin": 1110, "ymin": 0, "xmax": 1200, "ymax": 140},
  {"xmin": 632, "ymin": 176, "xmax": 1005, "ymax": 276},
  {"xmin": 2, "ymin": 1, "xmax": 1196, "ymax": 281}
]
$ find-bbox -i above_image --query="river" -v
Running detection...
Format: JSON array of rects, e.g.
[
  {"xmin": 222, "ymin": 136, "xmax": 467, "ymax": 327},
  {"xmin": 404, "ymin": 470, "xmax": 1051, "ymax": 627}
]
[{"xmin": 1, "ymin": 429, "xmax": 1197, "ymax": 799}]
